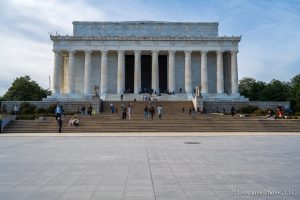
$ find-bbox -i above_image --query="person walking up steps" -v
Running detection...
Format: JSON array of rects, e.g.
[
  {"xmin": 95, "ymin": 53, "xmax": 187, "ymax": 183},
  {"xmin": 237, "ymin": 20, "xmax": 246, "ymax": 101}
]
[
  {"xmin": 144, "ymin": 105, "xmax": 149, "ymax": 120},
  {"xmin": 157, "ymin": 105, "xmax": 163, "ymax": 120},
  {"xmin": 149, "ymin": 105, "xmax": 155, "ymax": 120}
]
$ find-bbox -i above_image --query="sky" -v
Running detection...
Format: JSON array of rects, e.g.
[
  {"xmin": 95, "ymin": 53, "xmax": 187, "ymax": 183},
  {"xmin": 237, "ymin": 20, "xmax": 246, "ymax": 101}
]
[{"xmin": 0, "ymin": 0, "xmax": 300, "ymax": 96}]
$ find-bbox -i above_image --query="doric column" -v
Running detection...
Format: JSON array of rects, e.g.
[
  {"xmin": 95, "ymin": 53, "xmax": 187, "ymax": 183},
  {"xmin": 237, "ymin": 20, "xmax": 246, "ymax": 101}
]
[
  {"xmin": 67, "ymin": 51, "xmax": 75, "ymax": 94},
  {"xmin": 216, "ymin": 51, "xmax": 224, "ymax": 94},
  {"xmin": 59, "ymin": 55, "xmax": 65, "ymax": 93},
  {"xmin": 117, "ymin": 50, "xmax": 125, "ymax": 94},
  {"xmin": 184, "ymin": 51, "xmax": 192, "ymax": 94},
  {"xmin": 134, "ymin": 50, "xmax": 141, "ymax": 94},
  {"xmin": 53, "ymin": 50, "xmax": 63, "ymax": 94},
  {"xmin": 168, "ymin": 50, "xmax": 176, "ymax": 93},
  {"xmin": 83, "ymin": 50, "xmax": 92, "ymax": 96},
  {"xmin": 231, "ymin": 50, "xmax": 239, "ymax": 94},
  {"xmin": 100, "ymin": 50, "xmax": 108, "ymax": 94},
  {"xmin": 151, "ymin": 50, "xmax": 159, "ymax": 93},
  {"xmin": 201, "ymin": 51, "xmax": 208, "ymax": 93}
]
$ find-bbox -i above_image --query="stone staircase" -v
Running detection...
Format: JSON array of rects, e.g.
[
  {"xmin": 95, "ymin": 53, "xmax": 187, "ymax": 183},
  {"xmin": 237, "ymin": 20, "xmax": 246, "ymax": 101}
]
[{"xmin": 3, "ymin": 101, "xmax": 300, "ymax": 133}]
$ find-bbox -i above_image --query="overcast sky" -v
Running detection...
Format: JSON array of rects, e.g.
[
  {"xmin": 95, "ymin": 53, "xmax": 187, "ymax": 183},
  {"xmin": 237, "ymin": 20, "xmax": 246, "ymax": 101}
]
[{"xmin": 0, "ymin": 0, "xmax": 299, "ymax": 95}]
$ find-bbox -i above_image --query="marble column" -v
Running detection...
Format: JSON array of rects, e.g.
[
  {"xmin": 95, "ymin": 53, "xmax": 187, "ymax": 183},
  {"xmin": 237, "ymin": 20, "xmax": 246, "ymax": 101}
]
[
  {"xmin": 216, "ymin": 51, "xmax": 224, "ymax": 94},
  {"xmin": 151, "ymin": 50, "xmax": 159, "ymax": 93},
  {"xmin": 67, "ymin": 51, "xmax": 75, "ymax": 94},
  {"xmin": 184, "ymin": 51, "xmax": 192, "ymax": 94},
  {"xmin": 134, "ymin": 50, "xmax": 141, "ymax": 94},
  {"xmin": 59, "ymin": 55, "xmax": 65, "ymax": 93},
  {"xmin": 168, "ymin": 50, "xmax": 175, "ymax": 93},
  {"xmin": 117, "ymin": 50, "xmax": 125, "ymax": 94},
  {"xmin": 100, "ymin": 50, "xmax": 108, "ymax": 94},
  {"xmin": 53, "ymin": 51, "xmax": 63, "ymax": 94},
  {"xmin": 83, "ymin": 50, "xmax": 92, "ymax": 96},
  {"xmin": 231, "ymin": 50, "xmax": 239, "ymax": 94},
  {"xmin": 201, "ymin": 51, "xmax": 208, "ymax": 94}
]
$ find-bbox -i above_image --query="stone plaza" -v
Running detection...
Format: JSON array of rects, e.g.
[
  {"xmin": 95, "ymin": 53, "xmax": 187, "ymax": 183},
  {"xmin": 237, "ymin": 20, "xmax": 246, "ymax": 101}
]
[
  {"xmin": 0, "ymin": 135, "xmax": 299, "ymax": 200},
  {"xmin": 50, "ymin": 21, "xmax": 246, "ymax": 102}
]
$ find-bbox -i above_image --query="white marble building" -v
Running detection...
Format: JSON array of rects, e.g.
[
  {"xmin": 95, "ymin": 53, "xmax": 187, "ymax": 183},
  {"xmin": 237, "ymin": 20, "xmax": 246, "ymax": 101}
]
[{"xmin": 50, "ymin": 21, "xmax": 246, "ymax": 101}]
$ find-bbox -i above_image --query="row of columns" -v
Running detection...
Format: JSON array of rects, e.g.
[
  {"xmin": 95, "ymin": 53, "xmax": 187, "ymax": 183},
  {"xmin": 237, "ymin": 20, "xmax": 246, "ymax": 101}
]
[{"xmin": 53, "ymin": 50, "xmax": 239, "ymax": 96}]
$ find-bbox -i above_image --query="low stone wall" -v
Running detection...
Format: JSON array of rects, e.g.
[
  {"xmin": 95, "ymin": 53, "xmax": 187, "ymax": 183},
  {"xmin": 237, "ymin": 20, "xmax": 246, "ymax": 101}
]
[
  {"xmin": 1, "ymin": 99, "xmax": 101, "ymax": 114},
  {"xmin": 204, "ymin": 101, "xmax": 290, "ymax": 113},
  {"xmin": 1, "ymin": 100, "xmax": 289, "ymax": 114}
]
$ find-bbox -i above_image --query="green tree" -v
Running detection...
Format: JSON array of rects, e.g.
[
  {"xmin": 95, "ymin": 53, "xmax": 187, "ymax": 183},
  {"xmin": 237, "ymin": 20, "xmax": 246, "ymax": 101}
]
[
  {"xmin": 261, "ymin": 79, "xmax": 290, "ymax": 101},
  {"xmin": 239, "ymin": 77, "xmax": 266, "ymax": 100},
  {"xmin": 2, "ymin": 76, "xmax": 51, "ymax": 101},
  {"xmin": 289, "ymin": 74, "xmax": 300, "ymax": 112}
]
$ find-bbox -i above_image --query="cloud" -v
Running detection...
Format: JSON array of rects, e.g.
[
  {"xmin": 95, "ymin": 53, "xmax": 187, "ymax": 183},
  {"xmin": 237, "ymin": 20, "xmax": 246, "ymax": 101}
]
[
  {"xmin": 0, "ymin": 0, "xmax": 106, "ymax": 95},
  {"xmin": 0, "ymin": 0, "xmax": 299, "ymax": 96}
]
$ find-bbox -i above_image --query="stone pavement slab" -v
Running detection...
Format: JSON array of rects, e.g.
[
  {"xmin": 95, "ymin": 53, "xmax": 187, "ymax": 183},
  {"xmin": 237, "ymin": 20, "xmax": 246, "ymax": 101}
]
[{"xmin": 0, "ymin": 136, "xmax": 299, "ymax": 200}]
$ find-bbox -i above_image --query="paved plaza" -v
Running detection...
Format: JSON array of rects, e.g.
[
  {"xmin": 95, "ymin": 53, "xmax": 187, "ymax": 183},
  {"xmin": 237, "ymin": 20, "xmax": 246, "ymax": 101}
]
[{"xmin": 0, "ymin": 135, "xmax": 299, "ymax": 200}]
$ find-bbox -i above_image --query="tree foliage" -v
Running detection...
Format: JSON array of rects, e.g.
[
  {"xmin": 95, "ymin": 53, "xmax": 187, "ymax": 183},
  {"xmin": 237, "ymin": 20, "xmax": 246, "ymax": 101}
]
[
  {"xmin": 239, "ymin": 74, "xmax": 300, "ymax": 112},
  {"xmin": 2, "ymin": 76, "xmax": 51, "ymax": 101}
]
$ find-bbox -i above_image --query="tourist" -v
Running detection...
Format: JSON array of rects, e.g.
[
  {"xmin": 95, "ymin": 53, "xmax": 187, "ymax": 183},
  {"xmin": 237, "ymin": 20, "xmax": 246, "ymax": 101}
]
[
  {"xmin": 110, "ymin": 103, "xmax": 115, "ymax": 114},
  {"xmin": 197, "ymin": 107, "xmax": 200, "ymax": 113},
  {"xmin": 179, "ymin": 88, "xmax": 182, "ymax": 93},
  {"xmin": 189, "ymin": 108, "xmax": 192, "ymax": 115},
  {"xmin": 120, "ymin": 93, "xmax": 123, "ymax": 101},
  {"xmin": 231, "ymin": 106, "xmax": 235, "ymax": 117},
  {"xmin": 57, "ymin": 116, "xmax": 62, "ymax": 133},
  {"xmin": 149, "ymin": 106, "xmax": 155, "ymax": 119},
  {"xmin": 127, "ymin": 105, "xmax": 132, "ymax": 120},
  {"xmin": 55, "ymin": 105, "xmax": 62, "ymax": 120},
  {"xmin": 121, "ymin": 105, "xmax": 126, "ymax": 120},
  {"xmin": 157, "ymin": 105, "xmax": 163, "ymax": 120},
  {"xmin": 68, "ymin": 117, "xmax": 74, "ymax": 127},
  {"xmin": 182, "ymin": 107, "xmax": 185, "ymax": 113},
  {"xmin": 0, "ymin": 115, "xmax": 2, "ymax": 133},
  {"xmin": 144, "ymin": 105, "xmax": 149, "ymax": 120},
  {"xmin": 87, "ymin": 104, "xmax": 93, "ymax": 116},
  {"xmin": 13, "ymin": 105, "xmax": 18, "ymax": 115},
  {"xmin": 81, "ymin": 106, "xmax": 86, "ymax": 115}
]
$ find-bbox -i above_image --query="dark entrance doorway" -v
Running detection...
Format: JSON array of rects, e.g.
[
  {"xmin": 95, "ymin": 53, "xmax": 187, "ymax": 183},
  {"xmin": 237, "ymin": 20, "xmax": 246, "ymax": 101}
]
[
  {"xmin": 141, "ymin": 55, "xmax": 152, "ymax": 93},
  {"xmin": 125, "ymin": 55, "xmax": 134, "ymax": 93},
  {"xmin": 159, "ymin": 55, "xmax": 167, "ymax": 93}
]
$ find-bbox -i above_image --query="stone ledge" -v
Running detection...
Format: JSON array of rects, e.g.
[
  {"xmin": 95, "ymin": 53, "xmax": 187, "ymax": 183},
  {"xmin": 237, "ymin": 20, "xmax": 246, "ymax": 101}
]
[{"xmin": 50, "ymin": 35, "xmax": 241, "ymax": 41}]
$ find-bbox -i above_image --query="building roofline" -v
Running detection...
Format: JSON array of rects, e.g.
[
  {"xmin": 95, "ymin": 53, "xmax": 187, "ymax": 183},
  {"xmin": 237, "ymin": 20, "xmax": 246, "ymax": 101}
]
[
  {"xmin": 72, "ymin": 21, "xmax": 219, "ymax": 25},
  {"xmin": 50, "ymin": 35, "xmax": 241, "ymax": 42}
]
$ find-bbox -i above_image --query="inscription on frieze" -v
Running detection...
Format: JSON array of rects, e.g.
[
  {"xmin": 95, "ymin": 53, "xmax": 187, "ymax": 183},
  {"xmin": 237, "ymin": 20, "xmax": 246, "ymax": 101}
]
[{"xmin": 73, "ymin": 21, "xmax": 218, "ymax": 37}]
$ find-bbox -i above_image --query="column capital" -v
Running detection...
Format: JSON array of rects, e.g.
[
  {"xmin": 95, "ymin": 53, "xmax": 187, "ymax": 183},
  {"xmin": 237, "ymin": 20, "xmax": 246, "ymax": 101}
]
[
  {"xmin": 53, "ymin": 50, "xmax": 61, "ymax": 54},
  {"xmin": 230, "ymin": 50, "xmax": 239, "ymax": 54},
  {"xmin": 216, "ymin": 50, "xmax": 224, "ymax": 54},
  {"xmin": 168, "ymin": 50, "xmax": 176, "ymax": 54},
  {"xmin": 68, "ymin": 50, "xmax": 76, "ymax": 54},
  {"xmin": 134, "ymin": 50, "xmax": 142, "ymax": 56},
  {"xmin": 184, "ymin": 50, "xmax": 192, "ymax": 55},
  {"xmin": 200, "ymin": 50, "xmax": 208, "ymax": 54},
  {"xmin": 84, "ymin": 50, "xmax": 92, "ymax": 54},
  {"xmin": 151, "ymin": 50, "xmax": 159, "ymax": 54},
  {"xmin": 101, "ymin": 50, "xmax": 108, "ymax": 55},
  {"xmin": 117, "ymin": 50, "xmax": 125, "ymax": 54}
]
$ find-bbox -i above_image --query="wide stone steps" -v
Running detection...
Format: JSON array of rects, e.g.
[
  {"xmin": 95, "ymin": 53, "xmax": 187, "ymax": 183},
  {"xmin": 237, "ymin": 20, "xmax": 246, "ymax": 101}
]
[
  {"xmin": 4, "ymin": 115, "xmax": 300, "ymax": 133},
  {"xmin": 3, "ymin": 101, "xmax": 300, "ymax": 133}
]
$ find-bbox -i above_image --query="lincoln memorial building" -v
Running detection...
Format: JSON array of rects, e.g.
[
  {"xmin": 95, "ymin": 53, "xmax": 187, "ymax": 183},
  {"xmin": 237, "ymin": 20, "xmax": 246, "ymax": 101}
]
[{"xmin": 49, "ymin": 21, "xmax": 247, "ymax": 101}]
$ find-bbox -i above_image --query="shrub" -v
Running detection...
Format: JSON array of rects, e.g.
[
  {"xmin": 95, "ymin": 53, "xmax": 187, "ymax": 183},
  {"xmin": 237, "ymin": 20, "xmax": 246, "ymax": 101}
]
[
  {"xmin": 35, "ymin": 107, "xmax": 48, "ymax": 114},
  {"xmin": 19, "ymin": 102, "xmax": 36, "ymax": 114},
  {"xmin": 252, "ymin": 109, "xmax": 266, "ymax": 115},
  {"xmin": 16, "ymin": 114, "xmax": 36, "ymax": 120},
  {"xmin": 240, "ymin": 105, "xmax": 259, "ymax": 114},
  {"xmin": 47, "ymin": 103, "xmax": 57, "ymax": 114}
]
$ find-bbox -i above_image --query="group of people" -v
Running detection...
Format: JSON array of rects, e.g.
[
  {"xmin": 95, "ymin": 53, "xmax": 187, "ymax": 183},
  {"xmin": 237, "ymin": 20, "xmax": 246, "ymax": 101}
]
[
  {"xmin": 80, "ymin": 104, "xmax": 93, "ymax": 116},
  {"xmin": 143, "ymin": 105, "xmax": 163, "ymax": 120},
  {"xmin": 120, "ymin": 102, "xmax": 133, "ymax": 120}
]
